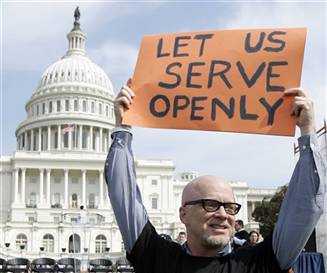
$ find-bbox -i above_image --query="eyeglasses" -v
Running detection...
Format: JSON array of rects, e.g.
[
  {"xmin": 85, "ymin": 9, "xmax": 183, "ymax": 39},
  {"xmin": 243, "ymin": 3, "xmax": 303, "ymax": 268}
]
[{"xmin": 183, "ymin": 199, "xmax": 241, "ymax": 215}]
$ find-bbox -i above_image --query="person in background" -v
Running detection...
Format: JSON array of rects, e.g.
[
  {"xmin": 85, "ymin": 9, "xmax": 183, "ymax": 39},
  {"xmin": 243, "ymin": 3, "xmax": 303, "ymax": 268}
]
[
  {"xmin": 176, "ymin": 231, "xmax": 187, "ymax": 245},
  {"xmin": 234, "ymin": 220, "xmax": 249, "ymax": 240},
  {"xmin": 247, "ymin": 230, "xmax": 260, "ymax": 246}
]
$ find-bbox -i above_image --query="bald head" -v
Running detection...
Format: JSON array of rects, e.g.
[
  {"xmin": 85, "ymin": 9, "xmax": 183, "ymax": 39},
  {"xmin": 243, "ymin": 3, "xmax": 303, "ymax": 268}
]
[{"xmin": 181, "ymin": 175, "xmax": 234, "ymax": 205}]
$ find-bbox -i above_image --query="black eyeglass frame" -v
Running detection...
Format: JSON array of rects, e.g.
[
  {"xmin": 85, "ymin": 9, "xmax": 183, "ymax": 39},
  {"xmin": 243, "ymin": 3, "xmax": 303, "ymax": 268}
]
[{"xmin": 183, "ymin": 199, "xmax": 241, "ymax": 215}]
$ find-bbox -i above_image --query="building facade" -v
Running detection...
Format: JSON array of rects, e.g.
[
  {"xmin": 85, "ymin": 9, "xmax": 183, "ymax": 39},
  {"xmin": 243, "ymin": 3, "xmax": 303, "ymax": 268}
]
[{"xmin": 0, "ymin": 11, "xmax": 276, "ymax": 260}]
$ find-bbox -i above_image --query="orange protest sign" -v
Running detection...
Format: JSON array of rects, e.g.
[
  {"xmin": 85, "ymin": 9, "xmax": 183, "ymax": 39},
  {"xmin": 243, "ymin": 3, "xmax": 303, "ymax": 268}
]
[{"xmin": 123, "ymin": 28, "xmax": 306, "ymax": 136}]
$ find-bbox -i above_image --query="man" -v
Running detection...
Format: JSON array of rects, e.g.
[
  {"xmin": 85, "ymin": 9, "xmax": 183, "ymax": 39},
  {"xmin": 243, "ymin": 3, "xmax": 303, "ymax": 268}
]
[
  {"xmin": 105, "ymin": 85, "xmax": 326, "ymax": 273},
  {"xmin": 234, "ymin": 220, "xmax": 249, "ymax": 240},
  {"xmin": 176, "ymin": 231, "xmax": 187, "ymax": 245}
]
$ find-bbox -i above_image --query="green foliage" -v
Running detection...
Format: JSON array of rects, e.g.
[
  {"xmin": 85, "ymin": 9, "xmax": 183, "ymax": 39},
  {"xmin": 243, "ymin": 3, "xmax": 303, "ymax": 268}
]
[{"xmin": 252, "ymin": 185, "xmax": 288, "ymax": 237}]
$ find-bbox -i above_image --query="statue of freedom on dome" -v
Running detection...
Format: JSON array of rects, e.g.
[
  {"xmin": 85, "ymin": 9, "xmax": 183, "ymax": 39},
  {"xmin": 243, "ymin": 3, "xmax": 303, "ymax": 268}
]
[{"xmin": 74, "ymin": 7, "xmax": 80, "ymax": 22}]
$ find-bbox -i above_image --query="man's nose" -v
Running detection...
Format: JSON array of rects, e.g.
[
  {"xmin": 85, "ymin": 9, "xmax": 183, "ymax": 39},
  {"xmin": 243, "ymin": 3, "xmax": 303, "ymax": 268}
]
[{"xmin": 212, "ymin": 206, "xmax": 228, "ymax": 219}]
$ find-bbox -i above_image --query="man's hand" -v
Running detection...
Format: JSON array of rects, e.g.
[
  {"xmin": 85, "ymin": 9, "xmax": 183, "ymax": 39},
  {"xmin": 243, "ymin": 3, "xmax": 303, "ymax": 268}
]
[
  {"xmin": 114, "ymin": 82, "xmax": 135, "ymax": 126},
  {"xmin": 284, "ymin": 88, "xmax": 315, "ymax": 136}
]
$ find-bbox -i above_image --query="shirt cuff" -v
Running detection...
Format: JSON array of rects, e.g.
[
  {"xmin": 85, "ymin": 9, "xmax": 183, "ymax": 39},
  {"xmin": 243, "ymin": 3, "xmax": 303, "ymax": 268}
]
[{"xmin": 112, "ymin": 125, "xmax": 133, "ymax": 135}]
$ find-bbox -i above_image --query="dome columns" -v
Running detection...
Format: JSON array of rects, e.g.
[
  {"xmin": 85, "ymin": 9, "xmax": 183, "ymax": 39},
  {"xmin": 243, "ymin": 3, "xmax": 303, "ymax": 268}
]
[{"xmin": 17, "ymin": 125, "xmax": 111, "ymax": 153}]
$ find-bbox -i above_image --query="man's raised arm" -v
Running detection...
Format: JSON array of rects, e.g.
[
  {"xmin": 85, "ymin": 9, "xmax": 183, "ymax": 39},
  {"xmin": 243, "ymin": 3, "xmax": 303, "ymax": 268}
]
[
  {"xmin": 272, "ymin": 88, "xmax": 326, "ymax": 270},
  {"xmin": 104, "ymin": 84, "xmax": 148, "ymax": 253}
]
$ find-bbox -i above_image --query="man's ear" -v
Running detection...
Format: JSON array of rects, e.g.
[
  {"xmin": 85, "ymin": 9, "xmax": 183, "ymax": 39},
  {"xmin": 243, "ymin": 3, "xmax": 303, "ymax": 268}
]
[{"xmin": 179, "ymin": 206, "xmax": 187, "ymax": 224}]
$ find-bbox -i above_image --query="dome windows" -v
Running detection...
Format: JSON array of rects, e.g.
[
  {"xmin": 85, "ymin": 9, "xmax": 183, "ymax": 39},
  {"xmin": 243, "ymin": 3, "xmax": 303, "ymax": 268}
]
[
  {"xmin": 57, "ymin": 100, "xmax": 61, "ymax": 112},
  {"xmin": 74, "ymin": 100, "xmax": 78, "ymax": 111},
  {"xmin": 91, "ymin": 101, "xmax": 95, "ymax": 113},
  {"xmin": 65, "ymin": 100, "xmax": 70, "ymax": 111},
  {"xmin": 99, "ymin": 103, "xmax": 102, "ymax": 115},
  {"xmin": 82, "ymin": 100, "xmax": 87, "ymax": 112}
]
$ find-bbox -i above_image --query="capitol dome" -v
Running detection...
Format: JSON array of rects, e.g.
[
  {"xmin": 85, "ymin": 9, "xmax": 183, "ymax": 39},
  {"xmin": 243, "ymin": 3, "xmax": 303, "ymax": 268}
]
[
  {"xmin": 34, "ymin": 13, "xmax": 113, "ymax": 96},
  {"xmin": 15, "ymin": 8, "xmax": 116, "ymax": 154}
]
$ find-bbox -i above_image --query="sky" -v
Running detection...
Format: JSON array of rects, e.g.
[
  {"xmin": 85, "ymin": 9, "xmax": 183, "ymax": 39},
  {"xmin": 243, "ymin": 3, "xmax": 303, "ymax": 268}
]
[{"xmin": 1, "ymin": 1, "xmax": 326, "ymax": 189}]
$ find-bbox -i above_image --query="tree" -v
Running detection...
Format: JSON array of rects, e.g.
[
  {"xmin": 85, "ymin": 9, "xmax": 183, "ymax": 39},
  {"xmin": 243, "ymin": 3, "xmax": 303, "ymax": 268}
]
[{"xmin": 252, "ymin": 185, "xmax": 288, "ymax": 237}]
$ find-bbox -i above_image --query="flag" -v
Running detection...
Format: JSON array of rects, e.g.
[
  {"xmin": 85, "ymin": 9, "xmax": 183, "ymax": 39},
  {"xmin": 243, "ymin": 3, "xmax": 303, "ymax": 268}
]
[{"xmin": 62, "ymin": 124, "xmax": 75, "ymax": 134}]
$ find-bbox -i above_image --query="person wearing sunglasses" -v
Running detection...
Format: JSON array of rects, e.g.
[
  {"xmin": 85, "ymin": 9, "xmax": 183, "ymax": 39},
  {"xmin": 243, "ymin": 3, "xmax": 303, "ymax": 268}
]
[{"xmin": 105, "ymin": 85, "xmax": 325, "ymax": 273}]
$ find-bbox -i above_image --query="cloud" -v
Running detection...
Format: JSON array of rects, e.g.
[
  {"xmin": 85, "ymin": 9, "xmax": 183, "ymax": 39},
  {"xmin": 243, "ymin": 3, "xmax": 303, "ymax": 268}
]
[{"xmin": 89, "ymin": 41, "xmax": 138, "ymax": 79}]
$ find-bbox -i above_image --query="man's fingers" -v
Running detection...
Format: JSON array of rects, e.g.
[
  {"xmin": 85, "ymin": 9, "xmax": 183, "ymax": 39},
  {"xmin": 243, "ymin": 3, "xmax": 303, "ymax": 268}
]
[
  {"xmin": 291, "ymin": 99, "xmax": 311, "ymax": 117},
  {"xmin": 121, "ymin": 85, "xmax": 135, "ymax": 98},
  {"xmin": 120, "ymin": 88, "xmax": 133, "ymax": 103},
  {"xmin": 116, "ymin": 96, "xmax": 131, "ymax": 109},
  {"xmin": 284, "ymin": 88, "xmax": 307, "ymax": 97}
]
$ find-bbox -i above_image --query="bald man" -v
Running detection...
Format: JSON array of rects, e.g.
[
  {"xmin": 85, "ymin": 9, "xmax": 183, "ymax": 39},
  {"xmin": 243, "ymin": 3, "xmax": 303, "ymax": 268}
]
[{"xmin": 105, "ymin": 85, "xmax": 326, "ymax": 273}]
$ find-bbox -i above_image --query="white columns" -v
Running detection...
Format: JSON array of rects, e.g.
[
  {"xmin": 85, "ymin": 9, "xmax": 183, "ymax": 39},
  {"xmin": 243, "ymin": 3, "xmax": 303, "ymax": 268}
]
[
  {"xmin": 31, "ymin": 129, "xmax": 34, "ymax": 151},
  {"xmin": 47, "ymin": 126, "xmax": 51, "ymax": 150},
  {"xmin": 38, "ymin": 127, "xmax": 42, "ymax": 151},
  {"xmin": 99, "ymin": 170, "xmax": 103, "ymax": 207},
  {"xmin": 46, "ymin": 169, "xmax": 51, "ymax": 205},
  {"xmin": 21, "ymin": 168, "xmax": 26, "ymax": 204},
  {"xmin": 14, "ymin": 169, "xmax": 19, "ymax": 203},
  {"xmin": 57, "ymin": 125, "xmax": 61, "ymax": 150},
  {"xmin": 89, "ymin": 126, "xmax": 93, "ymax": 150},
  {"xmin": 39, "ymin": 169, "xmax": 44, "ymax": 204},
  {"xmin": 64, "ymin": 169, "xmax": 69, "ymax": 208},
  {"xmin": 79, "ymin": 125, "xmax": 83, "ymax": 149},
  {"xmin": 99, "ymin": 128, "xmax": 103, "ymax": 152},
  {"xmin": 82, "ymin": 170, "xmax": 86, "ymax": 206}
]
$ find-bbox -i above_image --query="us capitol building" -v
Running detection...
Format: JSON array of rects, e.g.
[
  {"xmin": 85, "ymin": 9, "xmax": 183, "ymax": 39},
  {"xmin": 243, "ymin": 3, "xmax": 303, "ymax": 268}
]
[{"xmin": 0, "ymin": 10, "xmax": 277, "ymax": 259}]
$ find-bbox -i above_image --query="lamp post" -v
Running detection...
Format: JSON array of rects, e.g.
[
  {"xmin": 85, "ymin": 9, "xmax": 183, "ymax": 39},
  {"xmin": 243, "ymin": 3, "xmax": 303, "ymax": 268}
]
[{"xmin": 5, "ymin": 243, "xmax": 10, "ymax": 259}]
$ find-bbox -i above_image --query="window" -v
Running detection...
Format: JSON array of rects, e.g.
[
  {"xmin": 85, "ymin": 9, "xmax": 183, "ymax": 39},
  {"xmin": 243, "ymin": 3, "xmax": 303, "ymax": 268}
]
[
  {"xmin": 36, "ymin": 105, "xmax": 39, "ymax": 116},
  {"xmin": 54, "ymin": 177, "xmax": 61, "ymax": 184},
  {"xmin": 54, "ymin": 193, "xmax": 61, "ymax": 205},
  {"xmin": 91, "ymin": 102, "xmax": 95, "ymax": 113},
  {"xmin": 72, "ymin": 177, "xmax": 78, "ymax": 184},
  {"xmin": 95, "ymin": 235, "xmax": 107, "ymax": 253},
  {"xmin": 82, "ymin": 131, "xmax": 87, "ymax": 149},
  {"xmin": 30, "ymin": 177, "xmax": 37, "ymax": 184},
  {"xmin": 151, "ymin": 197, "xmax": 158, "ymax": 210},
  {"xmin": 99, "ymin": 103, "xmax": 102, "ymax": 115},
  {"xmin": 83, "ymin": 101, "xmax": 87, "ymax": 112},
  {"xmin": 105, "ymin": 105, "xmax": 109, "ymax": 117},
  {"xmin": 43, "ymin": 234, "xmax": 54, "ymax": 252},
  {"xmin": 88, "ymin": 179, "xmax": 95, "ymax": 185},
  {"xmin": 92, "ymin": 131, "xmax": 96, "ymax": 150},
  {"xmin": 57, "ymin": 100, "xmax": 61, "ymax": 112},
  {"xmin": 151, "ymin": 179, "xmax": 158, "ymax": 186},
  {"xmin": 42, "ymin": 103, "xmax": 45, "ymax": 114},
  {"xmin": 71, "ymin": 193, "xmax": 78, "ymax": 208},
  {"xmin": 49, "ymin": 101, "xmax": 53, "ymax": 113},
  {"xmin": 16, "ymin": 234, "xmax": 27, "ymax": 250},
  {"xmin": 29, "ymin": 192, "xmax": 36, "ymax": 207},
  {"xmin": 63, "ymin": 132, "xmax": 68, "ymax": 148},
  {"xmin": 74, "ymin": 100, "xmax": 78, "ymax": 111},
  {"xmin": 88, "ymin": 194, "xmax": 95, "ymax": 209},
  {"xmin": 28, "ymin": 216, "xmax": 36, "ymax": 223},
  {"xmin": 65, "ymin": 100, "xmax": 69, "ymax": 111}
]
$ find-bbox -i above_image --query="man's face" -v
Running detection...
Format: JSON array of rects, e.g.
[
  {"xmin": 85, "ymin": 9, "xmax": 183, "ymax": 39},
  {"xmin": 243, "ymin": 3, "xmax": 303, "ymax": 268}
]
[
  {"xmin": 235, "ymin": 222, "xmax": 241, "ymax": 231},
  {"xmin": 180, "ymin": 177, "xmax": 235, "ymax": 252}
]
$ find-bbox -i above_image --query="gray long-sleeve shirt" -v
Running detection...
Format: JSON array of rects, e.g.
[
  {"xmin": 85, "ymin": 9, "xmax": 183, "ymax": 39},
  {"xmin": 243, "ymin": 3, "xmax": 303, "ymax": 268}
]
[{"xmin": 104, "ymin": 130, "xmax": 326, "ymax": 270}]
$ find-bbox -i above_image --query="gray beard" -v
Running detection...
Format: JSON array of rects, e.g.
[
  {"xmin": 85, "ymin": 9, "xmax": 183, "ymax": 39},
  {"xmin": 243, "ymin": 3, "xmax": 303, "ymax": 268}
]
[{"xmin": 200, "ymin": 234, "xmax": 230, "ymax": 250}]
